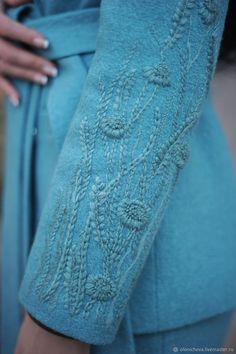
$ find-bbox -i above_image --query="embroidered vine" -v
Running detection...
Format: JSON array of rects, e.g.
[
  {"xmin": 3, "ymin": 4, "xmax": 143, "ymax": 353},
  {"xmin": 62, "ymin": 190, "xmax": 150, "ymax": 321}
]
[
  {"xmin": 199, "ymin": 0, "xmax": 218, "ymax": 25},
  {"xmin": 31, "ymin": 0, "xmax": 221, "ymax": 324},
  {"xmin": 163, "ymin": 0, "xmax": 195, "ymax": 50}
]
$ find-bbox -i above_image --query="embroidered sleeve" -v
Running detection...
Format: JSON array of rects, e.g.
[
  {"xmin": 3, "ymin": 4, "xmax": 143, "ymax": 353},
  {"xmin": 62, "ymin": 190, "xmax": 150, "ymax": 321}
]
[{"xmin": 18, "ymin": 0, "xmax": 229, "ymax": 345}]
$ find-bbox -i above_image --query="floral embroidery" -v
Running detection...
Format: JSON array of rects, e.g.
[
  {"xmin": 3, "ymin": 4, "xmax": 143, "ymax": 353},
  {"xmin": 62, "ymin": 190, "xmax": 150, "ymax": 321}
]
[
  {"xmin": 119, "ymin": 198, "xmax": 150, "ymax": 230},
  {"xmin": 85, "ymin": 275, "xmax": 116, "ymax": 301},
  {"xmin": 199, "ymin": 0, "xmax": 218, "ymax": 25},
  {"xmin": 144, "ymin": 64, "xmax": 171, "ymax": 87},
  {"xmin": 30, "ymin": 0, "xmax": 221, "ymax": 324},
  {"xmin": 100, "ymin": 116, "xmax": 126, "ymax": 139}
]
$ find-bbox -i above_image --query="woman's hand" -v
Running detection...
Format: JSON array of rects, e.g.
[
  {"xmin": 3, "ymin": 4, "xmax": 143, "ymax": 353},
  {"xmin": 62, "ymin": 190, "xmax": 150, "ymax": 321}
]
[
  {"xmin": 0, "ymin": 0, "xmax": 58, "ymax": 106},
  {"xmin": 14, "ymin": 313, "xmax": 91, "ymax": 354}
]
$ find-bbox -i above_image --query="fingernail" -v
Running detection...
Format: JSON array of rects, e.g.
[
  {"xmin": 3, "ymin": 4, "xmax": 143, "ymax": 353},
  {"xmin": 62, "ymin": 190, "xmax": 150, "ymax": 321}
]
[
  {"xmin": 33, "ymin": 37, "xmax": 49, "ymax": 49},
  {"xmin": 42, "ymin": 65, "xmax": 58, "ymax": 77},
  {"xmin": 34, "ymin": 74, "xmax": 48, "ymax": 85},
  {"xmin": 9, "ymin": 96, "xmax": 19, "ymax": 107}
]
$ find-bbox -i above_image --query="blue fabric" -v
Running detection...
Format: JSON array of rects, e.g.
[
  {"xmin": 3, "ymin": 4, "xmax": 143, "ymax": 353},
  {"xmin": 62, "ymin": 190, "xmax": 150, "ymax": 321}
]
[
  {"xmin": 1, "ymin": 0, "xmax": 236, "ymax": 353},
  {"xmin": 1, "ymin": 4, "xmax": 100, "ymax": 353},
  {"xmin": 35, "ymin": 0, "xmax": 101, "ymax": 15},
  {"xmin": 90, "ymin": 309, "xmax": 234, "ymax": 354}
]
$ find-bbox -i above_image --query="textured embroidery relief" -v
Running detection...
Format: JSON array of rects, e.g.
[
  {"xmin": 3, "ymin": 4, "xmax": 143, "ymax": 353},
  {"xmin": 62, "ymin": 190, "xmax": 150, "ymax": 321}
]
[
  {"xmin": 31, "ymin": 0, "xmax": 221, "ymax": 325},
  {"xmin": 199, "ymin": 0, "xmax": 218, "ymax": 25},
  {"xmin": 164, "ymin": 0, "xmax": 195, "ymax": 49},
  {"xmin": 144, "ymin": 64, "xmax": 171, "ymax": 87},
  {"xmin": 205, "ymin": 34, "xmax": 216, "ymax": 93},
  {"xmin": 173, "ymin": 143, "xmax": 191, "ymax": 169},
  {"xmin": 119, "ymin": 199, "xmax": 150, "ymax": 231},
  {"xmin": 100, "ymin": 116, "xmax": 126, "ymax": 139},
  {"xmin": 32, "ymin": 203, "xmax": 68, "ymax": 298},
  {"xmin": 85, "ymin": 275, "xmax": 116, "ymax": 301}
]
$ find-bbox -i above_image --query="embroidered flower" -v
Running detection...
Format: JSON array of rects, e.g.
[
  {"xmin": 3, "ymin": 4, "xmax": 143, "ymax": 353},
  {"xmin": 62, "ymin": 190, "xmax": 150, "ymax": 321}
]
[
  {"xmin": 119, "ymin": 198, "xmax": 150, "ymax": 230},
  {"xmin": 174, "ymin": 143, "xmax": 190, "ymax": 168},
  {"xmin": 199, "ymin": 0, "xmax": 218, "ymax": 25},
  {"xmin": 144, "ymin": 64, "xmax": 171, "ymax": 87},
  {"xmin": 85, "ymin": 275, "xmax": 116, "ymax": 301},
  {"xmin": 100, "ymin": 116, "xmax": 126, "ymax": 139}
]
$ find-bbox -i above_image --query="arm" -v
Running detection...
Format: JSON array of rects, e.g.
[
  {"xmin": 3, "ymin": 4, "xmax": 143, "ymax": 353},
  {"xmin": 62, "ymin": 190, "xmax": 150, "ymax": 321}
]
[
  {"xmin": 14, "ymin": 313, "xmax": 90, "ymax": 354},
  {"xmin": 18, "ymin": 0, "xmax": 229, "ymax": 345}
]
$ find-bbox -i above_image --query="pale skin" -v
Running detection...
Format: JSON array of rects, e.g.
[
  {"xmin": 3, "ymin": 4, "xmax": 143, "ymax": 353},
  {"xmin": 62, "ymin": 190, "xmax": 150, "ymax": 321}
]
[
  {"xmin": 0, "ymin": 0, "xmax": 91, "ymax": 353},
  {"xmin": 15, "ymin": 313, "xmax": 91, "ymax": 354},
  {"xmin": 0, "ymin": 0, "xmax": 58, "ymax": 105}
]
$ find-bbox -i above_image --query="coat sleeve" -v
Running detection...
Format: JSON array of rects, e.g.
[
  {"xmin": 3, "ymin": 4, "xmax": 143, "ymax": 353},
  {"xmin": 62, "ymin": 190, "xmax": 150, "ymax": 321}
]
[{"xmin": 18, "ymin": 0, "xmax": 229, "ymax": 345}]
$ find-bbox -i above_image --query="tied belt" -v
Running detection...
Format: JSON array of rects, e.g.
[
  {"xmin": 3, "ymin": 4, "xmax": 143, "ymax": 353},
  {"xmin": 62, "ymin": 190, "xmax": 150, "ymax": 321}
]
[
  {"xmin": 6, "ymin": 6, "xmax": 100, "ymax": 59},
  {"xmin": 4, "ymin": 5, "xmax": 100, "ymax": 280}
]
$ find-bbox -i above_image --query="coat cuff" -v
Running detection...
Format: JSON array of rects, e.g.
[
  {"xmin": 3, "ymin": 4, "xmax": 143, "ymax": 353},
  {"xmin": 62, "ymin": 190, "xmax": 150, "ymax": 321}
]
[
  {"xmin": 19, "ymin": 288, "xmax": 118, "ymax": 345},
  {"xmin": 27, "ymin": 312, "xmax": 75, "ymax": 340}
]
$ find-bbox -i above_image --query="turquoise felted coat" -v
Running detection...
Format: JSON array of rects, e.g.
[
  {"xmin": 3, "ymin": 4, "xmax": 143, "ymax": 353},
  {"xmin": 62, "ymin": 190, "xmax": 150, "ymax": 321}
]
[{"xmin": 1, "ymin": 0, "xmax": 236, "ymax": 353}]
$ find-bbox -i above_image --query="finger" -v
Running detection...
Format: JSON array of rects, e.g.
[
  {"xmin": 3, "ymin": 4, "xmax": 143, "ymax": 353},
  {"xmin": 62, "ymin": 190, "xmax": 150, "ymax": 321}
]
[
  {"xmin": 0, "ymin": 13, "xmax": 49, "ymax": 49},
  {"xmin": 4, "ymin": 0, "xmax": 29, "ymax": 6},
  {"xmin": 0, "ymin": 75, "xmax": 19, "ymax": 106},
  {"xmin": 0, "ymin": 39, "xmax": 58, "ymax": 76},
  {"xmin": 0, "ymin": 60, "xmax": 49, "ymax": 85}
]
